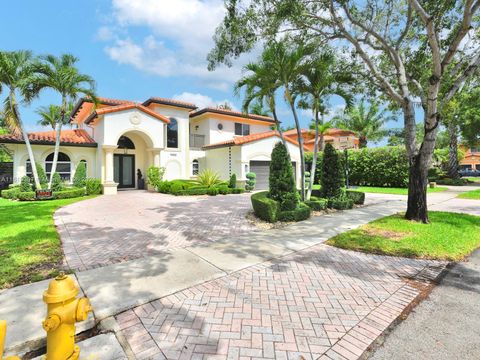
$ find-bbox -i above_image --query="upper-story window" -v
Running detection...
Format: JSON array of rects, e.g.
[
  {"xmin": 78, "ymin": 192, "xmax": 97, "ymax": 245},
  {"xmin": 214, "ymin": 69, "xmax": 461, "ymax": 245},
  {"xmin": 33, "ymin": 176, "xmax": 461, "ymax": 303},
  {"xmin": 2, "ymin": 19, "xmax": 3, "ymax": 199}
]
[
  {"xmin": 235, "ymin": 123, "xmax": 250, "ymax": 136},
  {"xmin": 167, "ymin": 118, "xmax": 178, "ymax": 148}
]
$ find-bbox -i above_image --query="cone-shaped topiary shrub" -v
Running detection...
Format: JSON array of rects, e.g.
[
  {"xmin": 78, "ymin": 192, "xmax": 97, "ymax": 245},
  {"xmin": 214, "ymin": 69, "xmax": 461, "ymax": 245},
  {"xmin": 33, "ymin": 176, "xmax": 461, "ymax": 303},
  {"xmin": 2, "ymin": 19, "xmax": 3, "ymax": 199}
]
[
  {"xmin": 269, "ymin": 142, "xmax": 298, "ymax": 211},
  {"xmin": 35, "ymin": 162, "xmax": 48, "ymax": 189},
  {"xmin": 20, "ymin": 176, "xmax": 32, "ymax": 192},
  {"xmin": 73, "ymin": 161, "xmax": 87, "ymax": 188},
  {"xmin": 51, "ymin": 172, "xmax": 64, "ymax": 191},
  {"xmin": 229, "ymin": 173, "xmax": 237, "ymax": 188},
  {"xmin": 321, "ymin": 143, "xmax": 344, "ymax": 198}
]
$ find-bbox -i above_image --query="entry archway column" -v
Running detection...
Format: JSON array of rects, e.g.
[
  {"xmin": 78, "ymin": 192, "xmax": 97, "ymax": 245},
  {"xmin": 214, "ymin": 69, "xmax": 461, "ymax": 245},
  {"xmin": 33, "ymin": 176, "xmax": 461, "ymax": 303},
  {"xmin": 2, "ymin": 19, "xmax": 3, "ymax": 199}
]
[
  {"xmin": 103, "ymin": 145, "xmax": 118, "ymax": 195},
  {"xmin": 147, "ymin": 148, "xmax": 162, "ymax": 167}
]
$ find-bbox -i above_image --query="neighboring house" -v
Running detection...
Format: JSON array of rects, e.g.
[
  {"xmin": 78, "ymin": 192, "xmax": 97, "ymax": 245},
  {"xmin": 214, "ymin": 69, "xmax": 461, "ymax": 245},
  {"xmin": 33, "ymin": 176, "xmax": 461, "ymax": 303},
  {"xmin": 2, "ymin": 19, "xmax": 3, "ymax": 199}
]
[
  {"xmin": 283, "ymin": 128, "xmax": 359, "ymax": 151},
  {"xmin": 0, "ymin": 96, "xmax": 307, "ymax": 193},
  {"xmin": 459, "ymin": 144, "xmax": 480, "ymax": 171}
]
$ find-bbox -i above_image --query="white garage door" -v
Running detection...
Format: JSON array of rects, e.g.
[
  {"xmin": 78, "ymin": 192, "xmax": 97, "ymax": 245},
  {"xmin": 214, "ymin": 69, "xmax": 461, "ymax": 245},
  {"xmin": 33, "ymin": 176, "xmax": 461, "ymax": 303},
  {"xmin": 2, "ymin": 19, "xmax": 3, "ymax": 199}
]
[{"xmin": 249, "ymin": 161, "xmax": 296, "ymax": 190}]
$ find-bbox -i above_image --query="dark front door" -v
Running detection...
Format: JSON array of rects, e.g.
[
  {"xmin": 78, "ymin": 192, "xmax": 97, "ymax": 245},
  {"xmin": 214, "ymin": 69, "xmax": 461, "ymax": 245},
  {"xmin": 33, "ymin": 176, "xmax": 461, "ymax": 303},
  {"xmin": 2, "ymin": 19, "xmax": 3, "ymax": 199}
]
[{"xmin": 114, "ymin": 154, "xmax": 135, "ymax": 188}]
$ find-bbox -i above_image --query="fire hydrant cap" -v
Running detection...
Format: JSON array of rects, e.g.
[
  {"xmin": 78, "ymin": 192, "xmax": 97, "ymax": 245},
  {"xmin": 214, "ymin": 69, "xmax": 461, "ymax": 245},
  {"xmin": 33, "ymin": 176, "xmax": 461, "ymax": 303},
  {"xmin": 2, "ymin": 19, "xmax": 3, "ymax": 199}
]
[{"xmin": 43, "ymin": 274, "xmax": 79, "ymax": 303}]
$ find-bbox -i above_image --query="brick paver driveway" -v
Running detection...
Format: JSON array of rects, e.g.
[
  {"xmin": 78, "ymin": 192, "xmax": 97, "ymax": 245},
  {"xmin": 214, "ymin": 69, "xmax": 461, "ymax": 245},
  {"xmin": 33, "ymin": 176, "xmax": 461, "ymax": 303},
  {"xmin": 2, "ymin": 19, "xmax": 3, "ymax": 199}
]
[
  {"xmin": 55, "ymin": 191, "xmax": 256, "ymax": 270},
  {"xmin": 116, "ymin": 244, "xmax": 444, "ymax": 360}
]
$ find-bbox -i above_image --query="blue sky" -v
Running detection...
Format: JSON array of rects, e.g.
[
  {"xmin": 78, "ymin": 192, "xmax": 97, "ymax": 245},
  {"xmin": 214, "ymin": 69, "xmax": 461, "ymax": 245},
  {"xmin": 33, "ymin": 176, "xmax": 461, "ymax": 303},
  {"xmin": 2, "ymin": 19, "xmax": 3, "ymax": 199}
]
[{"xmin": 0, "ymin": 0, "xmax": 400, "ymax": 142}]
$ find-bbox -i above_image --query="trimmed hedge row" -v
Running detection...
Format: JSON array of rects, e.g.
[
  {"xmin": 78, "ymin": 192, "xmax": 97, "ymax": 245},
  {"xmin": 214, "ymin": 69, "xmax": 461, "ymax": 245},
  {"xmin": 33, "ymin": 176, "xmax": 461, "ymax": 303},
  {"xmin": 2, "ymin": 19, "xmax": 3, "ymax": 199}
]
[
  {"xmin": 251, "ymin": 191, "xmax": 311, "ymax": 223},
  {"xmin": 328, "ymin": 196, "xmax": 354, "ymax": 210},
  {"xmin": 1, "ymin": 187, "xmax": 86, "ymax": 201},
  {"xmin": 158, "ymin": 179, "xmax": 245, "ymax": 196},
  {"xmin": 346, "ymin": 190, "xmax": 365, "ymax": 205},
  {"xmin": 305, "ymin": 197, "xmax": 328, "ymax": 211}
]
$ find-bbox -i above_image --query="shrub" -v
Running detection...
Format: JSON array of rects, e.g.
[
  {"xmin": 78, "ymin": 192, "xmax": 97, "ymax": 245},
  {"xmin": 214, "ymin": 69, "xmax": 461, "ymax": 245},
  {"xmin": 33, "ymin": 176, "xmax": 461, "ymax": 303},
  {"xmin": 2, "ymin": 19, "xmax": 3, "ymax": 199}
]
[
  {"xmin": 177, "ymin": 188, "xmax": 209, "ymax": 196},
  {"xmin": 20, "ymin": 176, "xmax": 32, "ymax": 192},
  {"xmin": 437, "ymin": 177, "xmax": 466, "ymax": 186},
  {"xmin": 217, "ymin": 186, "xmax": 231, "ymax": 195},
  {"xmin": 321, "ymin": 144, "xmax": 344, "ymax": 199},
  {"xmin": 328, "ymin": 196, "xmax": 354, "ymax": 210},
  {"xmin": 196, "ymin": 169, "xmax": 221, "ymax": 187},
  {"xmin": 277, "ymin": 203, "xmax": 311, "ymax": 222},
  {"xmin": 207, "ymin": 187, "xmax": 219, "ymax": 196},
  {"xmin": 305, "ymin": 197, "xmax": 328, "ymax": 211},
  {"xmin": 428, "ymin": 167, "xmax": 444, "ymax": 182},
  {"xmin": 229, "ymin": 173, "xmax": 237, "ymax": 188},
  {"xmin": 245, "ymin": 172, "xmax": 256, "ymax": 191},
  {"xmin": 346, "ymin": 190, "xmax": 365, "ymax": 205},
  {"xmin": 269, "ymin": 142, "xmax": 298, "ymax": 210},
  {"xmin": 17, "ymin": 191, "xmax": 36, "ymax": 201},
  {"xmin": 251, "ymin": 191, "xmax": 279, "ymax": 222},
  {"xmin": 53, "ymin": 187, "xmax": 85, "ymax": 199},
  {"xmin": 231, "ymin": 188, "xmax": 245, "ymax": 194},
  {"xmin": 35, "ymin": 162, "xmax": 48, "ymax": 189},
  {"xmin": 147, "ymin": 166, "xmax": 165, "ymax": 190},
  {"xmin": 85, "ymin": 178, "xmax": 102, "ymax": 195},
  {"xmin": 1, "ymin": 187, "xmax": 20, "ymax": 199},
  {"xmin": 170, "ymin": 182, "xmax": 185, "ymax": 194},
  {"xmin": 73, "ymin": 162, "xmax": 87, "ymax": 188},
  {"xmin": 158, "ymin": 181, "xmax": 171, "ymax": 193},
  {"xmin": 51, "ymin": 173, "xmax": 64, "ymax": 192}
]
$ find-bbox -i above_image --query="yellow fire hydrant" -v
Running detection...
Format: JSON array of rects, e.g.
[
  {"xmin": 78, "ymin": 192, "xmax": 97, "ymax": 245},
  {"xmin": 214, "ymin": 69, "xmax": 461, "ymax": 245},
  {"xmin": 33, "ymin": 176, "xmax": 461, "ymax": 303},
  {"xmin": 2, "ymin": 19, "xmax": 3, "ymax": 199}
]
[
  {"xmin": 0, "ymin": 320, "xmax": 20, "ymax": 360},
  {"xmin": 42, "ymin": 273, "xmax": 92, "ymax": 360}
]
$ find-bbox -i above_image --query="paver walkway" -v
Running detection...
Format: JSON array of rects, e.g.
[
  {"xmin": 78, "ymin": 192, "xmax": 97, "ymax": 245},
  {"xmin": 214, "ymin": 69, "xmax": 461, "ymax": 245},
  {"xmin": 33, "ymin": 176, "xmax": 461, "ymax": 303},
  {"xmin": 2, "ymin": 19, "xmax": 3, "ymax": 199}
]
[{"xmin": 55, "ymin": 191, "xmax": 256, "ymax": 270}]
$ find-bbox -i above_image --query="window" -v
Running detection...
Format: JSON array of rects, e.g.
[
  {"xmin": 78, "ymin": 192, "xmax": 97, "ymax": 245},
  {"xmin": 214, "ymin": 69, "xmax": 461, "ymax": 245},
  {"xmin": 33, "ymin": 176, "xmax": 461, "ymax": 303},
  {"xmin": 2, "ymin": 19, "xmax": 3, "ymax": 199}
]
[
  {"xmin": 117, "ymin": 136, "xmax": 135, "ymax": 150},
  {"xmin": 470, "ymin": 147, "xmax": 480, "ymax": 153},
  {"xmin": 192, "ymin": 159, "xmax": 199, "ymax": 176},
  {"xmin": 235, "ymin": 123, "xmax": 250, "ymax": 136},
  {"xmin": 167, "ymin": 118, "xmax": 178, "ymax": 148},
  {"xmin": 27, "ymin": 152, "xmax": 72, "ymax": 181}
]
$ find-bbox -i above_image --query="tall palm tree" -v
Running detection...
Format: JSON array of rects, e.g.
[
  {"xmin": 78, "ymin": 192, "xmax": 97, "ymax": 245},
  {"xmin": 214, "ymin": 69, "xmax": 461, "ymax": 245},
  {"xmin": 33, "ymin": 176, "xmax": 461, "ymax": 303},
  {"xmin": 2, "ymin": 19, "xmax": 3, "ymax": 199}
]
[
  {"xmin": 249, "ymin": 101, "xmax": 271, "ymax": 117},
  {"xmin": 234, "ymin": 61, "xmax": 287, "ymax": 147},
  {"xmin": 0, "ymin": 50, "xmax": 42, "ymax": 189},
  {"xmin": 36, "ymin": 104, "xmax": 62, "ymax": 129},
  {"xmin": 260, "ymin": 41, "xmax": 314, "ymax": 200},
  {"xmin": 29, "ymin": 54, "xmax": 96, "ymax": 189},
  {"xmin": 297, "ymin": 51, "xmax": 354, "ymax": 200},
  {"xmin": 333, "ymin": 99, "xmax": 393, "ymax": 148}
]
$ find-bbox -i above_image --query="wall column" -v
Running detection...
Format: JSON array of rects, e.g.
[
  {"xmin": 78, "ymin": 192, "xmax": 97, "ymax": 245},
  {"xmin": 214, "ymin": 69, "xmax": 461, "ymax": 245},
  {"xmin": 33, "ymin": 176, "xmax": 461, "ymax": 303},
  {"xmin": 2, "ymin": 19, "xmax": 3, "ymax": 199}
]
[
  {"xmin": 103, "ymin": 145, "xmax": 118, "ymax": 195},
  {"xmin": 147, "ymin": 148, "xmax": 162, "ymax": 167}
]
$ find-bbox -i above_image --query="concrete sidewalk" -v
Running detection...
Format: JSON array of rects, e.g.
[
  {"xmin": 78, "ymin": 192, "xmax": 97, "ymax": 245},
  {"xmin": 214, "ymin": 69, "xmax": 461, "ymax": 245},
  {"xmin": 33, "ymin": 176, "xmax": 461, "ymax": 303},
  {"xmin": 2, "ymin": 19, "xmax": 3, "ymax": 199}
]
[
  {"xmin": 369, "ymin": 249, "xmax": 480, "ymax": 360},
  {"xmin": 2, "ymin": 198, "xmax": 405, "ymax": 356}
]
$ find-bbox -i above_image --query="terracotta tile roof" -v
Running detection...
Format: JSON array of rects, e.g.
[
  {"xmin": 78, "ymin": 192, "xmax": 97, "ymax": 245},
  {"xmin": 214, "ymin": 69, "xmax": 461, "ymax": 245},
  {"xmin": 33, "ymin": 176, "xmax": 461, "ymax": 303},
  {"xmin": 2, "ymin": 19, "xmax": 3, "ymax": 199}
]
[
  {"xmin": 203, "ymin": 130, "xmax": 306, "ymax": 150},
  {"xmin": 84, "ymin": 103, "xmax": 171, "ymax": 124},
  {"xmin": 143, "ymin": 97, "xmax": 198, "ymax": 110},
  {"xmin": 283, "ymin": 128, "xmax": 357, "ymax": 137},
  {"xmin": 70, "ymin": 97, "xmax": 135, "ymax": 124},
  {"xmin": 0, "ymin": 129, "xmax": 97, "ymax": 147},
  {"xmin": 190, "ymin": 108, "xmax": 276, "ymax": 123}
]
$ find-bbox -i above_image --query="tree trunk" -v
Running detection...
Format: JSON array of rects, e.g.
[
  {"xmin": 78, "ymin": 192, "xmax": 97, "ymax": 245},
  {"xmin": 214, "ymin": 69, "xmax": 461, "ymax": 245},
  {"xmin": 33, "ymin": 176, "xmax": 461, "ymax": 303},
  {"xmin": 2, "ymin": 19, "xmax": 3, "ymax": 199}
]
[
  {"xmin": 306, "ymin": 109, "xmax": 320, "ymax": 201},
  {"xmin": 271, "ymin": 106, "xmax": 288, "ymax": 149},
  {"xmin": 359, "ymin": 135, "xmax": 367, "ymax": 148},
  {"xmin": 10, "ymin": 92, "xmax": 41, "ymax": 189},
  {"xmin": 288, "ymin": 100, "xmax": 306, "ymax": 201},
  {"xmin": 48, "ymin": 122, "xmax": 62, "ymax": 190},
  {"xmin": 447, "ymin": 121, "xmax": 459, "ymax": 179},
  {"xmin": 405, "ymin": 153, "xmax": 430, "ymax": 223}
]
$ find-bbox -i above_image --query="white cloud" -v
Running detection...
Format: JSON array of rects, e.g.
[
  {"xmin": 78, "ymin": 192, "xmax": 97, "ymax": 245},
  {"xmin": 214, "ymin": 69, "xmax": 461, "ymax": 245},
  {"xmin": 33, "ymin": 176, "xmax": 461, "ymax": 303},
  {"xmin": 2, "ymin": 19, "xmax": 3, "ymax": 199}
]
[
  {"xmin": 100, "ymin": 0, "xmax": 248, "ymax": 90},
  {"xmin": 173, "ymin": 92, "xmax": 237, "ymax": 110}
]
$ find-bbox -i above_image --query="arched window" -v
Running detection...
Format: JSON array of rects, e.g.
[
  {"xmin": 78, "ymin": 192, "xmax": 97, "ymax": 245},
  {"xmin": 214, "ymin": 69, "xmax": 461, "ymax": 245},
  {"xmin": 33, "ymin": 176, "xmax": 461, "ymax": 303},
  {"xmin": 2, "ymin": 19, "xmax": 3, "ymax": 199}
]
[
  {"xmin": 45, "ymin": 152, "xmax": 71, "ymax": 180},
  {"xmin": 192, "ymin": 159, "xmax": 199, "ymax": 176},
  {"xmin": 167, "ymin": 118, "xmax": 178, "ymax": 148},
  {"xmin": 117, "ymin": 136, "xmax": 135, "ymax": 150}
]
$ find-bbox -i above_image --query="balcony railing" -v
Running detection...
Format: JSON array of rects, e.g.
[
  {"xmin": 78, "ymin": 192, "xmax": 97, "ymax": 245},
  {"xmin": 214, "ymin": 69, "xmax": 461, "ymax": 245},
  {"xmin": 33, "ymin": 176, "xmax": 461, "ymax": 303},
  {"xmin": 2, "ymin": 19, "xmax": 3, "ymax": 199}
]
[{"xmin": 189, "ymin": 134, "xmax": 206, "ymax": 149}]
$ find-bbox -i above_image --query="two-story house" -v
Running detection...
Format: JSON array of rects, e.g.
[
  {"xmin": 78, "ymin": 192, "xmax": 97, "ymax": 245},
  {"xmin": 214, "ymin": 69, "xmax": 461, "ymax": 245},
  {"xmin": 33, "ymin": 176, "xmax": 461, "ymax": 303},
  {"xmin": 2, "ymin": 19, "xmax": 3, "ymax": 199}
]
[
  {"xmin": 0, "ymin": 96, "xmax": 305, "ymax": 193},
  {"xmin": 459, "ymin": 144, "xmax": 480, "ymax": 171}
]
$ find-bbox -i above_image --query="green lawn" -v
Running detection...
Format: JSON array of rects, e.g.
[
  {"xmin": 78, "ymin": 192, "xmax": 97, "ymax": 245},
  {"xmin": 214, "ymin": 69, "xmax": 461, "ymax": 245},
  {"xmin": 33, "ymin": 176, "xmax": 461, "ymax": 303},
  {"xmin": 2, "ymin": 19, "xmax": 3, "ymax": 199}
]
[
  {"xmin": 458, "ymin": 188, "xmax": 480, "ymax": 200},
  {"xmin": 356, "ymin": 186, "xmax": 448, "ymax": 195},
  {"xmin": 0, "ymin": 196, "xmax": 95, "ymax": 289},
  {"xmin": 326, "ymin": 212, "xmax": 480, "ymax": 261},
  {"xmin": 465, "ymin": 177, "xmax": 480, "ymax": 183}
]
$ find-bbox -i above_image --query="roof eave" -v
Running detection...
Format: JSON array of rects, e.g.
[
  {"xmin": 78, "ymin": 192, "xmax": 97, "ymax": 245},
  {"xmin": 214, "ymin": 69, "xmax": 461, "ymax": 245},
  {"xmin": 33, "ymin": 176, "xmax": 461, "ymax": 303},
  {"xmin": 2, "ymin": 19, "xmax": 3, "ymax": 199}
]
[
  {"xmin": 0, "ymin": 138, "xmax": 98, "ymax": 148},
  {"xmin": 143, "ymin": 98, "xmax": 197, "ymax": 110}
]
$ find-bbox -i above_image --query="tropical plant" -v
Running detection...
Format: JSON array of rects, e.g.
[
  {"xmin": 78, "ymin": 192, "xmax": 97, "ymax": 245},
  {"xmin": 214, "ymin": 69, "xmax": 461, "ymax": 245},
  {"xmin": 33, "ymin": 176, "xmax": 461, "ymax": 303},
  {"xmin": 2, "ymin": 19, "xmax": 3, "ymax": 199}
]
[
  {"xmin": 269, "ymin": 142, "xmax": 298, "ymax": 211},
  {"xmin": 73, "ymin": 162, "xmax": 87, "ymax": 188},
  {"xmin": 297, "ymin": 49, "xmax": 354, "ymax": 200},
  {"xmin": 249, "ymin": 102, "xmax": 271, "ymax": 117},
  {"xmin": 85, "ymin": 178, "xmax": 103, "ymax": 195},
  {"xmin": 146, "ymin": 166, "xmax": 165, "ymax": 190},
  {"xmin": 0, "ymin": 50, "xmax": 42, "ymax": 189},
  {"xmin": 321, "ymin": 143, "xmax": 344, "ymax": 199},
  {"xmin": 196, "ymin": 169, "xmax": 221, "ymax": 187},
  {"xmin": 333, "ymin": 99, "xmax": 394, "ymax": 148},
  {"xmin": 29, "ymin": 54, "xmax": 97, "ymax": 190}
]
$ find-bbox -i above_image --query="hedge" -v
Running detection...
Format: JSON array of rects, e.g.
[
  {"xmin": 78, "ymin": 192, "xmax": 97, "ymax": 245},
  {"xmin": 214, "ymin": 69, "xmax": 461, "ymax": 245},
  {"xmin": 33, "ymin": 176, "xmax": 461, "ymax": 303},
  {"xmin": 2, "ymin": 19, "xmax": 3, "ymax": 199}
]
[
  {"xmin": 85, "ymin": 178, "xmax": 102, "ymax": 195},
  {"xmin": 251, "ymin": 191, "xmax": 279, "ymax": 223},
  {"xmin": 53, "ymin": 187, "xmax": 85, "ymax": 199},
  {"xmin": 305, "ymin": 197, "xmax": 328, "ymax": 211},
  {"xmin": 159, "ymin": 179, "xmax": 243, "ymax": 196},
  {"xmin": 328, "ymin": 196, "xmax": 354, "ymax": 210},
  {"xmin": 346, "ymin": 190, "xmax": 365, "ymax": 205},
  {"xmin": 1, "ymin": 187, "xmax": 85, "ymax": 201},
  {"xmin": 1, "ymin": 187, "xmax": 20, "ymax": 199},
  {"xmin": 277, "ymin": 203, "xmax": 311, "ymax": 222}
]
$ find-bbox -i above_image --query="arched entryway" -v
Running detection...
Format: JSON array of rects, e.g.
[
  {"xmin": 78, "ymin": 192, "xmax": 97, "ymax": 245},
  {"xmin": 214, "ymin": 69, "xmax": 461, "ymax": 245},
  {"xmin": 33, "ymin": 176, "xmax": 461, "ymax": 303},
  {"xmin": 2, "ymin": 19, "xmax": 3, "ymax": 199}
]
[{"xmin": 114, "ymin": 135, "xmax": 136, "ymax": 188}]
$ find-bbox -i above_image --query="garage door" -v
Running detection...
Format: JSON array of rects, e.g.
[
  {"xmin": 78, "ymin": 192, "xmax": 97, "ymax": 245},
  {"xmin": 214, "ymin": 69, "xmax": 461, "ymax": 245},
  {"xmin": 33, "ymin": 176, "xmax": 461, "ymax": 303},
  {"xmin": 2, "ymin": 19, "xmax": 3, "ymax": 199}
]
[{"xmin": 249, "ymin": 161, "xmax": 296, "ymax": 190}]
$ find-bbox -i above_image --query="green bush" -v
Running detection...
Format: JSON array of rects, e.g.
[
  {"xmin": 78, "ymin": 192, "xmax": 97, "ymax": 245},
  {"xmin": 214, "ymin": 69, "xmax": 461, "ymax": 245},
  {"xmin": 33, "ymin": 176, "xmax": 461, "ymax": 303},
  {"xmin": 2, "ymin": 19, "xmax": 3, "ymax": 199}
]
[
  {"xmin": 251, "ymin": 191, "xmax": 279, "ymax": 223},
  {"xmin": 33, "ymin": 162, "xmax": 48, "ymax": 190},
  {"xmin": 231, "ymin": 188, "xmax": 245, "ymax": 194},
  {"xmin": 73, "ymin": 162, "xmax": 87, "ymax": 188},
  {"xmin": 437, "ymin": 177, "xmax": 466, "ymax": 186},
  {"xmin": 346, "ymin": 190, "xmax": 365, "ymax": 205},
  {"xmin": 328, "ymin": 196, "xmax": 354, "ymax": 210},
  {"xmin": 158, "ymin": 181, "xmax": 171, "ymax": 193},
  {"xmin": 170, "ymin": 182, "xmax": 185, "ymax": 194},
  {"xmin": 147, "ymin": 166, "xmax": 165, "ymax": 190},
  {"xmin": 20, "ymin": 176, "xmax": 32, "ymax": 192},
  {"xmin": 277, "ymin": 203, "xmax": 311, "ymax": 222},
  {"xmin": 246, "ymin": 172, "xmax": 256, "ymax": 191},
  {"xmin": 428, "ymin": 167, "xmax": 444, "ymax": 182},
  {"xmin": 176, "ymin": 188, "xmax": 209, "ymax": 196},
  {"xmin": 229, "ymin": 173, "xmax": 237, "ymax": 188},
  {"xmin": 305, "ymin": 197, "xmax": 328, "ymax": 211},
  {"xmin": 217, "ymin": 186, "xmax": 231, "ymax": 195},
  {"xmin": 1, "ymin": 187, "xmax": 20, "ymax": 199},
  {"xmin": 52, "ymin": 187, "xmax": 85, "ymax": 199},
  {"xmin": 207, "ymin": 187, "xmax": 219, "ymax": 196},
  {"xmin": 85, "ymin": 178, "xmax": 102, "ymax": 195},
  {"xmin": 197, "ymin": 169, "xmax": 221, "ymax": 187},
  {"xmin": 17, "ymin": 191, "xmax": 36, "ymax": 201},
  {"xmin": 321, "ymin": 143, "xmax": 344, "ymax": 198},
  {"xmin": 269, "ymin": 142, "xmax": 298, "ymax": 210},
  {"xmin": 51, "ymin": 173, "xmax": 64, "ymax": 192}
]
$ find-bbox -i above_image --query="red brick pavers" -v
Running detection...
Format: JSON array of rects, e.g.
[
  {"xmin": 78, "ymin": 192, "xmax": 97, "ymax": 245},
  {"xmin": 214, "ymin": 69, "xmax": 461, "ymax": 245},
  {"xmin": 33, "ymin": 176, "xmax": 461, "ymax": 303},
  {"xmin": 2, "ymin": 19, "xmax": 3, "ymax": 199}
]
[
  {"xmin": 55, "ymin": 191, "xmax": 256, "ymax": 271},
  {"xmin": 116, "ymin": 245, "xmax": 445, "ymax": 360}
]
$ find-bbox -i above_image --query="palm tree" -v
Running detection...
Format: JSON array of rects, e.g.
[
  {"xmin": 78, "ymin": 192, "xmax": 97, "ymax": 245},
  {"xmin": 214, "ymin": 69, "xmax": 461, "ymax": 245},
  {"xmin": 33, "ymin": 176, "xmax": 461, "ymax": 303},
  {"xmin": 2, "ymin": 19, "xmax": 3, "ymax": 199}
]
[
  {"xmin": 29, "ymin": 54, "xmax": 96, "ymax": 190},
  {"xmin": 0, "ymin": 50, "xmax": 42, "ymax": 189},
  {"xmin": 297, "ymin": 50, "xmax": 354, "ymax": 199},
  {"xmin": 333, "ymin": 99, "xmax": 393, "ymax": 148},
  {"xmin": 36, "ymin": 104, "xmax": 62, "ymax": 129},
  {"xmin": 234, "ymin": 60, "xmax": 287, "ymax": 147},
  {"xmin": 249, "ymin": 101, "xmax": 271, "ymax": 117}
]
